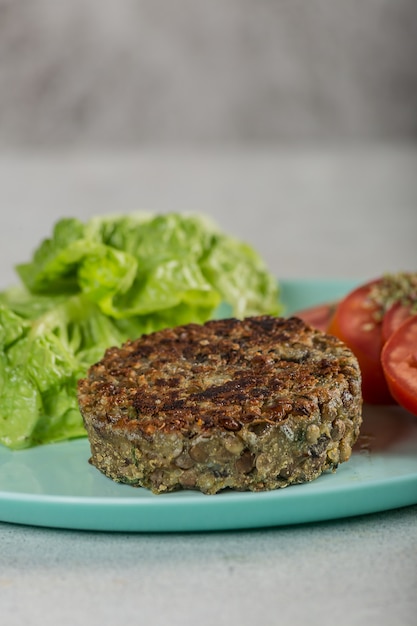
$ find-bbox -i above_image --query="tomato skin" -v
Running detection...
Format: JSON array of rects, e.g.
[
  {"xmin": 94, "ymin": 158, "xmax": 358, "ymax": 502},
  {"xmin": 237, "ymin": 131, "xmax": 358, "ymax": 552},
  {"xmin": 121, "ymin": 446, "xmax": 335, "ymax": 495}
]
[
  {"xmin": 381, "ymin": 315, "xmax": 417, "ymax": 417},
  {"xmin": 327, "ymin": 280, "xmax": 394, "ymax": 404},
  {"xmin": 294, "ymin": 303, "xmax": 335, "ymax": 332},
  {"xmin": 382, "ymin": 302, "xmax": 413, "ymax": 343}
]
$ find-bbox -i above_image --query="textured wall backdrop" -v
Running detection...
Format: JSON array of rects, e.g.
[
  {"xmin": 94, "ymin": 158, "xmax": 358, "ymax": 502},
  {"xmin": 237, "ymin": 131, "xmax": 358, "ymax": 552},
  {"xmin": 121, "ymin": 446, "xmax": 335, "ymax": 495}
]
[{"xmin": 0, "ymin": 0, "xmax": 416, "ymax": 146}]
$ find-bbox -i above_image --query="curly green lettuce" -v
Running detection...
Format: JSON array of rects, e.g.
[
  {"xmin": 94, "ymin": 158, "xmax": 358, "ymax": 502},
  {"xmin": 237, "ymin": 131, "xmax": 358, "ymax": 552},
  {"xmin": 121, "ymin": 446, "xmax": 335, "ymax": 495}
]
[{"xmin": 0, "ymin": 212, "xmax": 280, "ymax": 449}]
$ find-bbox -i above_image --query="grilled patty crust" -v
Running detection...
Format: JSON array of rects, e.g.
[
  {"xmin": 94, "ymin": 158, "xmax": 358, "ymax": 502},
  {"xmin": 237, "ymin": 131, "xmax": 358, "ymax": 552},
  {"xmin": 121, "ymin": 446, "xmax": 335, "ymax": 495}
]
[{"xmin": 78, "ymin": 316, "xmax": 362, "ymax": 494}]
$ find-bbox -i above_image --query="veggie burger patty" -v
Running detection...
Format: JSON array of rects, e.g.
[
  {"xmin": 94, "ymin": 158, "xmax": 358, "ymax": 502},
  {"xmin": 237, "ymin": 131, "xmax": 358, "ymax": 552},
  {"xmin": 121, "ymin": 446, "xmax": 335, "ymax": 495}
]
[{"xmin": 77, "ymin": 316, "xmax": 363, "ymax": 494}]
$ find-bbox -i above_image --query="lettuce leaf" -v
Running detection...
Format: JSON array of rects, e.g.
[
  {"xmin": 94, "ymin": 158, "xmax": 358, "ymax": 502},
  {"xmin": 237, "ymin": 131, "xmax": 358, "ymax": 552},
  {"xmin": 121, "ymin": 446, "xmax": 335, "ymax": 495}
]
[{"xmin": 0, "ymin": 212, "xmax": 281, "ymax": 448}]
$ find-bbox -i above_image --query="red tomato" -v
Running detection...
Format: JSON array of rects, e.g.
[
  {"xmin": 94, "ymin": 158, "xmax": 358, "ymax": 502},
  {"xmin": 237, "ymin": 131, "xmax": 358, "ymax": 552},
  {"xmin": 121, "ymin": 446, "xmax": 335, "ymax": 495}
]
[
  {"xmin": 381, "ymin": 302, "xmax": 413, "ymax": 343},
  {"xmin": 294, "ymin": 303, "xmax": 335, "ymax": 332},
  {"xmin": 327, "ymin": 280, "xmax": 394, "ymax": 404},
  {"xmin": 381, "ymin": 315, "xmax": 417, "ymax": 417}
]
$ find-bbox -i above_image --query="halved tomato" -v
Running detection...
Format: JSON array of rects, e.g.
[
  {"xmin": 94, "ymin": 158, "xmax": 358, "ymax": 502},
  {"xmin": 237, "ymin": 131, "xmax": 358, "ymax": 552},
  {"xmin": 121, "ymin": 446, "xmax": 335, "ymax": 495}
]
[
  {"xmin": 381, "ymin": 315, "xmax": 417, "ymax": 417},
  {"xmin": 327, "ymin": 280, "xmax": 394, "ymax": 404},
  {"xmin": 293, "ymin": 303, "xmax": 335, "ymax": 332}
]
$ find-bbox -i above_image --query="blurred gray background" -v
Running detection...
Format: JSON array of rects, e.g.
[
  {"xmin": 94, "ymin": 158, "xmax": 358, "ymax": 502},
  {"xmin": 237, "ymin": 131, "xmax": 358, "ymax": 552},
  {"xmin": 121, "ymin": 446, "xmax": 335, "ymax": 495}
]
[{"xmin": 0, "ymin": 0, "xmax": 416, "ymax": 147}]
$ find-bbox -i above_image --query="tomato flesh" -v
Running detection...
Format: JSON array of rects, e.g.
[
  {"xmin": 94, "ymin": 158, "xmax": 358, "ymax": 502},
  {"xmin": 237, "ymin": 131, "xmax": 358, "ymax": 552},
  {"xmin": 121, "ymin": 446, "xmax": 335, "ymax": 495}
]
[
  {"xmin": 327, "ymin": 280, "xmax": 394, "ymax": 404},
  {"xmin": 294, "ymin": 303, "xmax": 335, "ymax": 332},
  {"xmin": 381, "ymin": 315, "xmax": 417, "ymax": 416},
  {"xmin": 382, "ymin": 302, "xmax": 413, "ymax": 343}
]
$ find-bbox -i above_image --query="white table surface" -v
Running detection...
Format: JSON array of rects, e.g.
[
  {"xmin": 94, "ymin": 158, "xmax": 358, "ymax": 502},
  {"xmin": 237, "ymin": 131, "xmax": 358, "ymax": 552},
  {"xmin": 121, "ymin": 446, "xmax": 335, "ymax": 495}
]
[{"xmin": 0, "ymin": 146, "xmax": 416, "ymax": 626}]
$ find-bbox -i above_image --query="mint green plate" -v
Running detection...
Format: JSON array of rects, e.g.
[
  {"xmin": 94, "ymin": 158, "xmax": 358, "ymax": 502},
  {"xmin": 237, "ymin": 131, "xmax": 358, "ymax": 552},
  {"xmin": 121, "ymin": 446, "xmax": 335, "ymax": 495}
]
[{"xmin": 1, "ymin": 278, "xmax": 417, "ymax": 532}]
